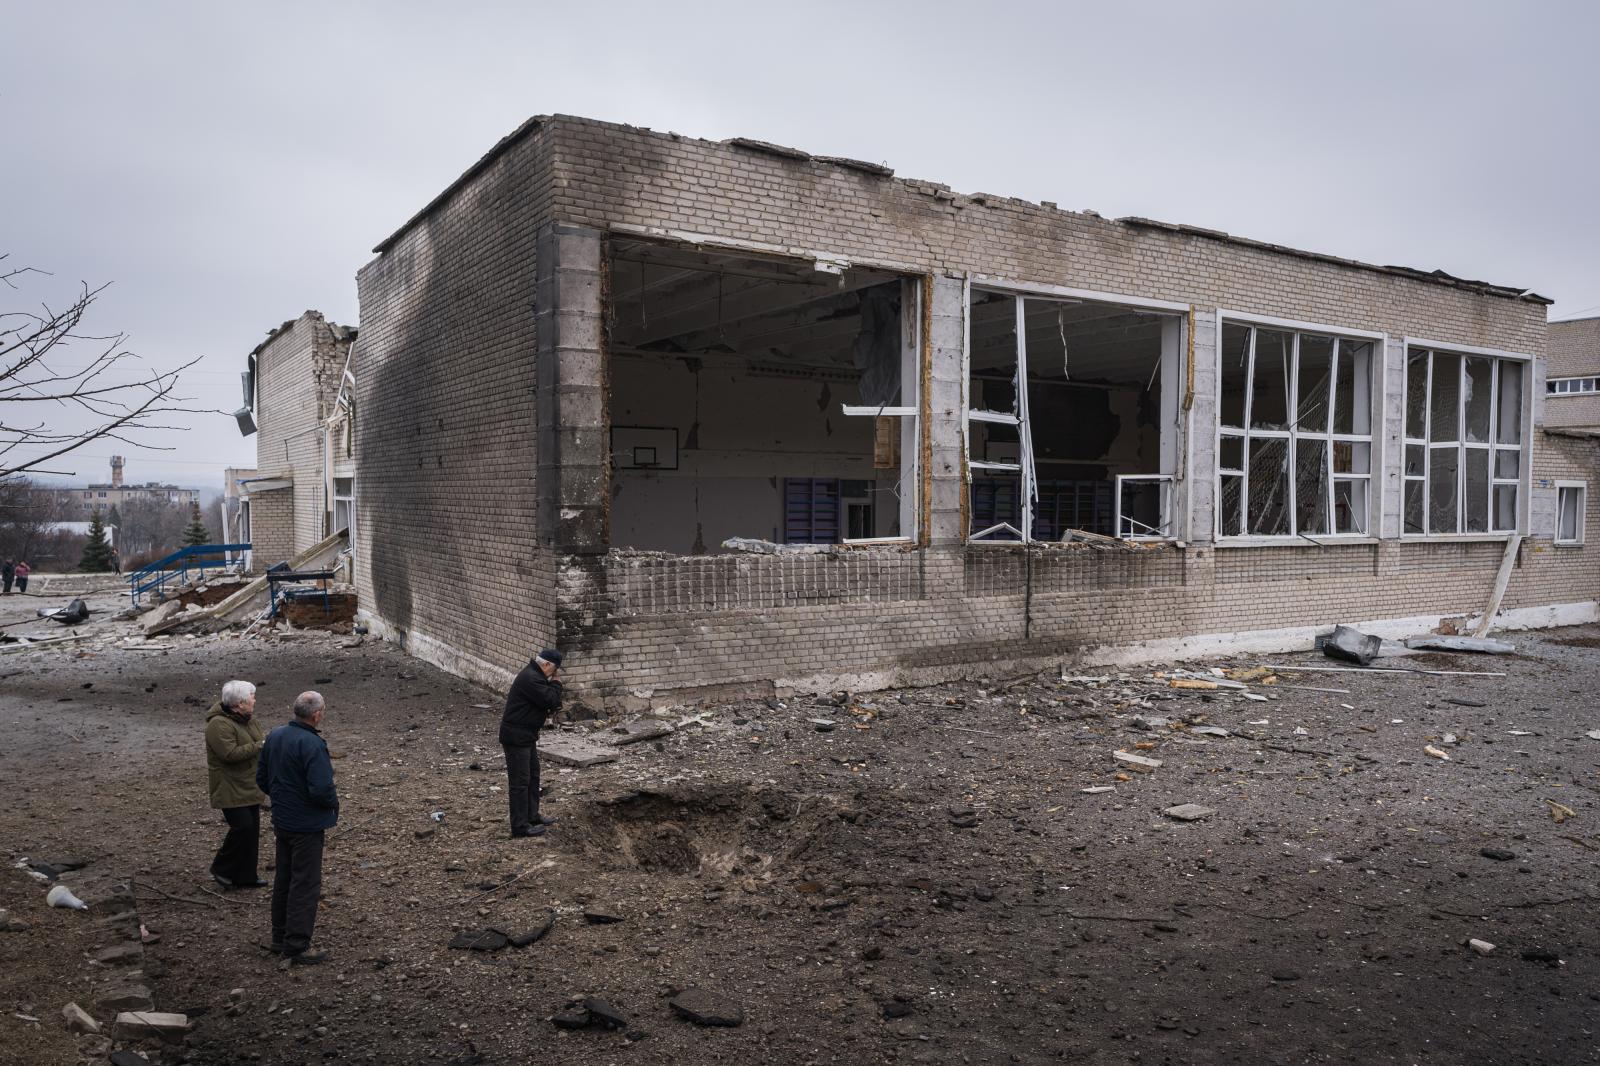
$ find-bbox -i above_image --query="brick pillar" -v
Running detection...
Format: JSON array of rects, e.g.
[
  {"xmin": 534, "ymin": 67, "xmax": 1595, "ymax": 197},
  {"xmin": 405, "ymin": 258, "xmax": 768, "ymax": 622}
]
[
  {"xmin": 927, "ymin": 274, "xmax": 966, "ymax": 545},
  {"xmin": 535, "ymin": 222, "xmax": 607, "ymax": 553}
]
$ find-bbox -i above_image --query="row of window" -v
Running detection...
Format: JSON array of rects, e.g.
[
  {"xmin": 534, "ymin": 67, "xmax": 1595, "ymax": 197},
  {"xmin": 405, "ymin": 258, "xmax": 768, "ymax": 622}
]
[
  {"xmin": 1215, "ymin": 320, "xmax": 1535, "ymax": 540},
  {"xmin": 1548, "ymin": 377, "xmax": 1599, "ymax": 395}
]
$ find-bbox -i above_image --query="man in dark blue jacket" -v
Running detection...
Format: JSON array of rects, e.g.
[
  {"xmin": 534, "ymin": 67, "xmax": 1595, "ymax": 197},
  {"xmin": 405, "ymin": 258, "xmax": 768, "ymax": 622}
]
[
  {"xmin": 256, "ymin": 690, "xmax": 338, "ymax": 963},
  {"xmin": 500, "ymin": 648, "xmax": 563, "ymax": 838}
]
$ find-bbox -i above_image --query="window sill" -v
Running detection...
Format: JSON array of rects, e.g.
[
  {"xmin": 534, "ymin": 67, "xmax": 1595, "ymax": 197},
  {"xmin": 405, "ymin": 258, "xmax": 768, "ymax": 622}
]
[
  {"xmin": 1554, "ymin": 540, "xmax": 1585, "ymax": 548},
  {"xmin": 1214, "ymin": 535, "xmax": 1377, "ymax": 548},
  {"xmin": 1398, "ymin": 533, "xmax": 1521, "ymax": 543}
]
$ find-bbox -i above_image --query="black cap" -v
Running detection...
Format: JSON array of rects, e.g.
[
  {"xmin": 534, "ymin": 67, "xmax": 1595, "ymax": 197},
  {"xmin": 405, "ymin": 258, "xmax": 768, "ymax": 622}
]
[{"xmin": 537, "ymin": 648, "xmax": 563, "ymax": 669}]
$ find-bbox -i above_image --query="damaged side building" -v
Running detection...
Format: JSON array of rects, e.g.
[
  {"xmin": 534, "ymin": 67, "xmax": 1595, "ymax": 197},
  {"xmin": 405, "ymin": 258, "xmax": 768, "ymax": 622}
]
[{"xmin": 349, "ymin": 114, "xmax": 1597, "ymax": 709}]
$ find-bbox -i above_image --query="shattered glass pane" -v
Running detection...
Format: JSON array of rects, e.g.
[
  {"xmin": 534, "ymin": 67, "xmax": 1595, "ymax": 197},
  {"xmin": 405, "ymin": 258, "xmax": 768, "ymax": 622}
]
[
  {"xmin": 1495, "ymin": 485, "xmax": 1519, "ymax": 533},
  {"xmin": 1295, "ymin": 438, "xmax": 1330, "ymax": 535},
  {"xmin": 1334, "ymin": 340, "xmax": 1372, "ymax": 435},
  {"xmin": 1219, "ymin": 434, "xmax": 1244, "ymax": 472},
  {"xmin": 1247, "ymin": 436, "xmax": 1290, "ymax": 535},
  {"xmin": 1404, "ymin": 480, "xmax": 1425, "ymax": 535},
  {"xmin": 1251, "ymin": 330, "xmax": 1292, "ymax": 430},
  {"xmin": 1296, "ymin": 334, "xmax": 1334, "ymax": 433},
  {"xmin": 1333, "ymin": 441, "xmax": 1371, "ymax": 475},
  {"xmin": 1464, "ymin": 448, "xmax": 1489, "ymax": 532},
  {"xmin": 1430, "ymin": 353, "xmax": 1460, "ymax": 442},
  {"xmin": 1406, "ymin": 444, "xmax": 1424, "ymax": 477},
  {"xmin": 1497, "ymin": 360, "xmax": 1523, "ymax": 445},
  {"xmin": 1464, "ymin": 358, "xmax": 1492, "ymax": 443},
  {"xmin": 1406, "ymin": 349, "xmax": 1428, "ymax": 439},
  {"xmin": 1494, "ymin": 449, "xmax": 1520, "ymax": 479},
  {"xmin": 1220, "ymin": 474, "xmax": 1243, "ymax": 536},
  {"xmin": 1334, "ymin": 479, "xmax": 1368, "ymax": 534},
  {"xmin": 1429, "ymin": 447, "xmax": 1459, "ymax": 533},
  {"xmin": 968, "ymin": 290, "xmax": 1018, "ymax": 416},
  {"xmin": 1220, "ymin": 324, "xmax": 1251, "ymax": 428}
]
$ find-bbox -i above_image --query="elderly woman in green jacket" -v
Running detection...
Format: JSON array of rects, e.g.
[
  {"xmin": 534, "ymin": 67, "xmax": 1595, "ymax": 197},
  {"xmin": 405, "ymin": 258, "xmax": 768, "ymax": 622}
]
[{"xmin": 206, "ymin": 679, "xmax": 268, "ymax": 888}]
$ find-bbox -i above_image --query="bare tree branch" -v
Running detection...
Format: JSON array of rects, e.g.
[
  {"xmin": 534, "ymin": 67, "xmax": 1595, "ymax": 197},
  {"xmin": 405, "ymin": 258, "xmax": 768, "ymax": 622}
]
[{"xmin": 0, "ymin": 258, "xmax": 213, "ymax": 480}]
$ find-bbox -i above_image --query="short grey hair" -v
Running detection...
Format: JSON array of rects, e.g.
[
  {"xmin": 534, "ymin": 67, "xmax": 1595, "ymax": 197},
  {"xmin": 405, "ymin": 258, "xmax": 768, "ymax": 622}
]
[
  {"xmin": 292, "ymin": 691, "xmax": 325, "ymax": 721},
  {"xmin": 220, "ymin": 680, "xmax": 256, "ymax": 710}
]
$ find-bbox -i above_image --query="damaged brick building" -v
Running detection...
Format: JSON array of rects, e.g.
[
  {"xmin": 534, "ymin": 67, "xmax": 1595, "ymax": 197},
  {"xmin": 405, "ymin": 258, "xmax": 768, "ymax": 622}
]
[{"xmin": 349, "ymin": 114, "xmax": 1598, "ymax": 709}]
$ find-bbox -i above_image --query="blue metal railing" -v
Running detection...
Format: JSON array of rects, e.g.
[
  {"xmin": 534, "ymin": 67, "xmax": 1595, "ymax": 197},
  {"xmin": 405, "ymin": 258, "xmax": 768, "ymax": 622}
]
[{"xmin": 129, "ymin": 543, "xmax": 251, "ymax": 606}]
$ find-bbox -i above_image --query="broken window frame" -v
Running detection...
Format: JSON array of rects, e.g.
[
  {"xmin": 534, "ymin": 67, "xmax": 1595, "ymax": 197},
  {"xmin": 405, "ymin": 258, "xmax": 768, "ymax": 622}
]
[
  {"xmin": 1401, "ymin": 342, "xmax": 1529, "ymax": 538},
  {"xmin": 1555, "ymin": 481, "xmax": 1585, "ymax": 545},
  {"xmin": 963, "ymin": 278, "xmax": 1189, "ymax": 544},
  {"xmin": 837, "ymin": 276, "xmax": 923, "ymax": 544},
  {"xmin": 1215, "ymin": 312, "xmax": 1382, "ymax": 542}
]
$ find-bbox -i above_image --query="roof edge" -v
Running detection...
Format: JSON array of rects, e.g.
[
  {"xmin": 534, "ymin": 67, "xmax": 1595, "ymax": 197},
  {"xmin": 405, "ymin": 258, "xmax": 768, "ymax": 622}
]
[{"xmin": 372, "ymin": 115, "xmax": 548, "ymax": 254}]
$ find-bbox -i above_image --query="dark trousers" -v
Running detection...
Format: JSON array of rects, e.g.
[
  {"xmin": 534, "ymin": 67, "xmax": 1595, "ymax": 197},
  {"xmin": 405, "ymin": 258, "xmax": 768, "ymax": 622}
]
[
  {"xmin": 2, "ymin": 575, "xmax": 11, "ymax": 594},
  {"xmin": 13, "ymin": 576, "xmax": 24, "ymax": 593},
  {"xmin": 270, "ymin": 829, "xmax": 325, "ymax": 953},
  {"xmin": 211, "ymin": 804, "xmax": 260, "ymax": 884},
  {"xmin": 504, "ymin": 743, "xmax": 541, "ymax": 833}
]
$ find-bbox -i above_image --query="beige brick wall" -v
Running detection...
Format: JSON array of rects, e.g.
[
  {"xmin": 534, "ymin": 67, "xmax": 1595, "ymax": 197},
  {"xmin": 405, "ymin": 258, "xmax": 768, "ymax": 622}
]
[
  {"xmin": 353, "ymin": 125, "xmax": 558, "ymax": 684},
  {"xmin": 352, "ymin": 115, "xmax": 1597, "ymax": 704},
  {"xmin": 252, "ymin": 311, "xmax": 350, "ymax": 564},
  {"xmin": 246, "ymin": 486, "xmax": 295, "ymax": 571}
]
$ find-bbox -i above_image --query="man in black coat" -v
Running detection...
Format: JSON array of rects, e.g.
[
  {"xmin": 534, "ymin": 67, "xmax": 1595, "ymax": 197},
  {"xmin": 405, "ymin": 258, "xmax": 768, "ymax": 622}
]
[{"xmin": 500, "ymin": 648, "xmax": 563, "ymax": 838}]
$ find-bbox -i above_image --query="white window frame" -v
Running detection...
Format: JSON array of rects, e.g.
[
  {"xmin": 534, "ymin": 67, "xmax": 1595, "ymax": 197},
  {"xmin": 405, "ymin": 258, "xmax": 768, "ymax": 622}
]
[
  {"xmin": 963, "ymin": 278, "xmax": 1189, "ymax": 543},
  {"xmin": 1400, "ymin": 338, "xmax": 1532, "ymax": 539},
  {"xmin": 1555, "ymin": 480, "xmax": 1585, "ymax": 545},
  {"xmin": 1214, "ymin": 311, "xmax": 1385, "ymax": 544},
  {"xmin": 1548, "ymin": 376, "xmax": 1599, "ymax": 396},
  {"xmin": 837, "ymin": 277, "xmax": 922, "ymax": 545}
]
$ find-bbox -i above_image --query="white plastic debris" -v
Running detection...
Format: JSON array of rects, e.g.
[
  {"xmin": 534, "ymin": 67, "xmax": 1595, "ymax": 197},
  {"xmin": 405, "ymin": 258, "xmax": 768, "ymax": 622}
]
[{"xmin": 46, "ymin": 884, "xmax": 88, "ymax": 910}]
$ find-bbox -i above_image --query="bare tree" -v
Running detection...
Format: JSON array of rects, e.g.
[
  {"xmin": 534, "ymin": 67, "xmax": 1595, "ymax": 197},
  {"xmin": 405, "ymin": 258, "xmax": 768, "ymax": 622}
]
[
  {"xmin": 1, "ymin": 254, "xmax": 207, "ymax": 480},
  {"xmin": 0, "ymin": 477, "xmax": 66, "ymax": 561}
]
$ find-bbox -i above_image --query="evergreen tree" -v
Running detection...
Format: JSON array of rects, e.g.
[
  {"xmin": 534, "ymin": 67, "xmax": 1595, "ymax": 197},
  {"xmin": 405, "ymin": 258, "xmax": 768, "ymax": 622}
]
[
  {"xmin": 181, "ymin": 502, "xmax": 210, "ymax": 547},
  {"xmin": 78, "ymin": 510, "xmax": 115, "ymax": 572}
]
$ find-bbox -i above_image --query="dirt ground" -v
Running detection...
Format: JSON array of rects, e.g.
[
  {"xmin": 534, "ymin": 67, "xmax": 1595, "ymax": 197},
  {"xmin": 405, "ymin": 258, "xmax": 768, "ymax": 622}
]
[{"xmin": 2, "ymin": 589, "xmax": 1598, "ymax": 1065}]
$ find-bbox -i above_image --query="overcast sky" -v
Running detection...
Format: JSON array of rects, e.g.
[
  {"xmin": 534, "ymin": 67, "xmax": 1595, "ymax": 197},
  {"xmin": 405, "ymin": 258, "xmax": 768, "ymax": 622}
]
[{"xmin": 6, "ymin": 0, "xmax": 1598, "ymax": 488}]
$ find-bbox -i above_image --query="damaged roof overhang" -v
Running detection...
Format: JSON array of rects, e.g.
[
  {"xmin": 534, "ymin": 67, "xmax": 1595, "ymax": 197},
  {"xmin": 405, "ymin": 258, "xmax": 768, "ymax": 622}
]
[{"xmin": 367, "ymin": 113, "xmax": 1551, "ymax": 308}]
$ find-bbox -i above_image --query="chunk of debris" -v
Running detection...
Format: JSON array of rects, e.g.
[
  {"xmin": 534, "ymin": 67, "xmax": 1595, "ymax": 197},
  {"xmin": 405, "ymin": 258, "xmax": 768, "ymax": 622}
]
[
  {"xmin": 1406, "ymin": 636, "xmax": 1515, "ymax": 654},
  {"xmin": 1479, "ymin": 847, "xmax": 1515, "ymax": 861},
  {"xmin": 669, "ymin": 988, "xmax": 745, "ymax": 1027},
  {"xmin": 447, "ymin": 929, "xmax": 509, "ymax": 951},
  {"xmin": 1080, "ymin": 786, "xmax": 1116, "ymax": 795},
  {"xmin": 809, "ymin": 718, "xmax": 837, "ymax": 733},
  {"xmin": 113, "ymin": 1011, "xmax": 190, "ymax": 1038},
  {"xmin": 610, "ymin": 718, "xmax": 675, "ymax": 745},
  {"xmin": 538, "ymin": 735, "xmax": 620, "ymax": 768},
  {"xmin": 1162, "ymin": 804, "xmax": 1216, "ymax": 822},
  {"xmin": 1190, "ymin": 725, "xmax": 1230, "ymax": 737},
  {"xmin": 582, "ymin": 998, "xmax": 629, "ymax": 1030},
  {"xmin": 1546, "ymin": 799, "xmax": 1576, "ymax": 824},
  {"xmin": 1423, "ymin": 745, "xmax": 1451, "ymax": 761},
  {"xmin": 1323, "ymin": 625, "xmax": 1382, "ymax": 666},
  {"xmin": 1114, "ymin": 751, "xmax": 1162, "ymax": 772},
  {"xmin": 1169, "ymin": 679, "xmax": 1217, "ymax": 690},
  {"xmin": 510, "ymin": 912, "xmax": 556, "ymax": 947},
  {"xmin": 1586, "ymin": 730, "xmax": 1600, "ymax": 741},
  {"xmin": 61, "ymin": 1002, "xmax": 99, "ymax": 1034},
  {"xmin": 1467, "ymin": 939, "xmax": 1496, "ymax": 956},
  {"xmin": 583, "ymin": 908, "xmax": 624, "ymax": 925}
]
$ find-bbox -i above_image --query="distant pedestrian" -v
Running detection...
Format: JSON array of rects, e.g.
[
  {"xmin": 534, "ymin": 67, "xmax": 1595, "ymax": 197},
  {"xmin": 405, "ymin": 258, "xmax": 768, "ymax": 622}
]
[
  {"xmin": 111, "ymin": 549, "xmax": 121, "ymax": 575},
  {"xmin": 500, "ymin": 648, "xmax": 563, "ymax": 838},
  {"xmin": 206, "ymin": 680, "xmax": 267, "ymax": 889},
  {"xmin": 256, "ymin": 691, "xmax": 338, "ymax": 964},
  {"xmin": 13, "ymin": 561, "xmax": 28, "ymax": 594},
  {"xmin": 2, "ymin": 559, "xmax": 12, "ymax": 595}
]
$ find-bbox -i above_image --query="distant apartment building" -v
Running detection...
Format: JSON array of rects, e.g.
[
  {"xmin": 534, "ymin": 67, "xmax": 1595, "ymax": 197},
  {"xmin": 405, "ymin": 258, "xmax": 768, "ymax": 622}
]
[
  {"xmin": 52, "ymin": 456, "xmax": 200, "ymax": 517},
  {"xmin": 235, "ymin": 311, "xmax": 357, "ymax": 568},
  {"xmin": 1545, "ymin": 316, "xmax": 1600, "ymax": 431}
]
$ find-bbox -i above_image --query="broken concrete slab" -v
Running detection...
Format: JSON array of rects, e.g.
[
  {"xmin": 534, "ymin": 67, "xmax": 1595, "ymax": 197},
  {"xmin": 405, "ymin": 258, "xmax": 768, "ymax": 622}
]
[
  {"xmin": 669, "ymin": 988, "xmax": 745, "ymax": 1027},
  {"xmin": 1189, "ymin": 725, "xmax": 1230, "ymax": 737},
  {"xmin": 113, "ymin": 1011, "xmax": 190, "ymax": 1039},
  {"xmin": 1080, "ymin": 786, "xmax": 1115, "ymax": 795},
  {"xmin": 809, "ymin": 718, "xmax": 837, "ymax": 733},
  {"xmin": 1162, "ymin": 804, "xmax": 1217, "ymax": 822},
  {"xmin": 539, "ymin": 735, "xmax": 620, "ymax": 768},
  {"xmin": 95, "ymin": 984, "xmax": 155, "ymax": 1013},
  {"xmin": 1406, "ymin": 636, "xmax": 1515, "ymax": 654},
  {"xmin": 1113, "ymin": 751, "xmax": 1162, "ymax": 772},
  {"xmin": 609, "ymin": 718, "xmax": 675, "ymax": 746}
]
